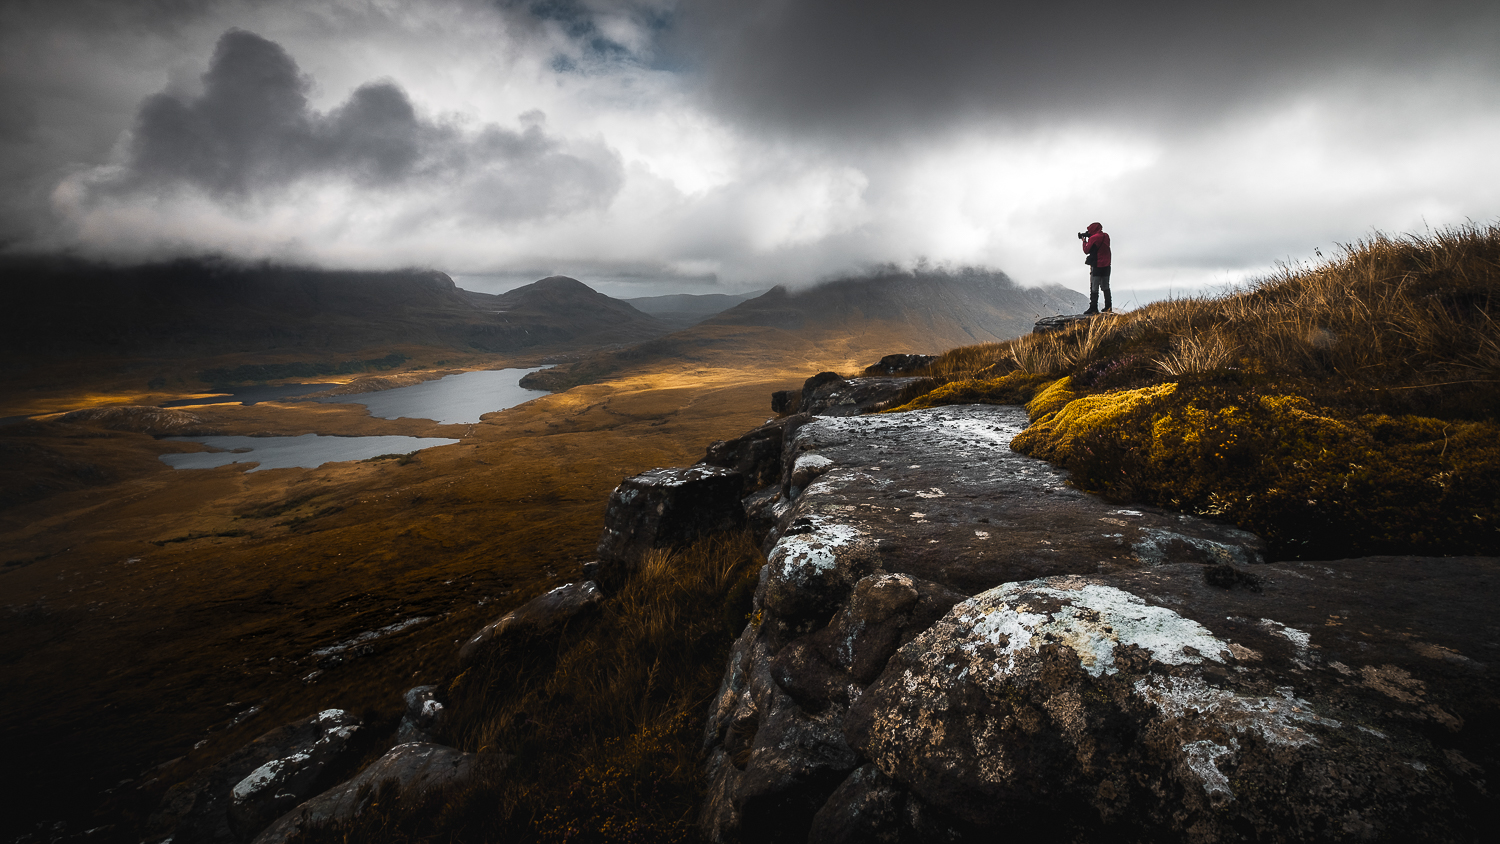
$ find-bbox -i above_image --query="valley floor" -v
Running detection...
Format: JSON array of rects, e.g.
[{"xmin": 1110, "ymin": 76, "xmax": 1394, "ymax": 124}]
[{"xmin": 0, "ymin": 353, "xmax": 846, "ymax": 842}]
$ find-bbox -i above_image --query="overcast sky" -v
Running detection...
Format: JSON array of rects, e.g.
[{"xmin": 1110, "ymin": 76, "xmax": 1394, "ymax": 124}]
[{"xmin": 2, "ymin": 0, "xmax": 1497, "ymax": 297}]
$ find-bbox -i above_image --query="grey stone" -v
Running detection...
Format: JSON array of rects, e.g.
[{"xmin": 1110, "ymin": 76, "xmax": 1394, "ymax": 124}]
[
  {"xmin": 251, "ymin": 743, "xmax": 486, "ymax": 844},
  {"xmin": 861, "ymin": 354, "xmax": 937, "ymax": 377},
  {"xmin": 147, "ymin": 709, "xmax": 366, "ymax": 844},
  {"xmin": 394, "ymin": 685, "xmax": 444, "ymax": 744},
  {"xmin": 801, "ymin": 376, "xmax": 936, "ymax": 417},
  {"xmin": 700, "ymin": 415, "xmax": 806, "ymax": 494},
  {"xmin": 595, "ymin": 465, "xmax": 748, "ymax": 593},
  {"xmin": 1033, "ymin": 313, "xmax": 1094, "ymax": 333},
  {"xmin": 845, "ymin": 559, "xmax": 1500, "ymax": 841},
  {"xmin": 458, "ymin": 581, "xmax": 602, "ymax": 667},
  {"xmin": 226, "ymin": 710, "xmax": 364, "ymax": 841}
]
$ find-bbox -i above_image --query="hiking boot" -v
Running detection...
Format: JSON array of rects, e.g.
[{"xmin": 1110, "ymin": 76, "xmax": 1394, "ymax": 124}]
[
  {"xmin": 1083, "ymin": 307, "xmax": 1099, "ymax": 315},
  {"xmin": 1102, "ymin": 306, "xmax": 1113, "ymax": 313}
]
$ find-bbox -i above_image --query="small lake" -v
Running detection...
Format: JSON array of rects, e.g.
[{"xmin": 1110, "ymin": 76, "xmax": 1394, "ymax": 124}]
[
  {"xmin": 314, "ymin": 368, "xmax": 548, "ymax": 424},
  {"xmin": 158, "ymin": 368, "xmax": 550, "ymax": 471},
  {"xmin": 159, "ymin": 434, "xmax": 461, "ymax": 472}
]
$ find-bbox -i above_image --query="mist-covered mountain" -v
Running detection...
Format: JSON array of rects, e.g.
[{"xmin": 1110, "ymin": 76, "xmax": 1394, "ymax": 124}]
[
  {"xmin": 704, "ymin": 271, "xmax": 1082, "ymax": 348},
  {"xmin": 0, "ymin": 259, "xmax": 672, "ymax": 362},
  {"xmin": 523, "ymin": 270, "xmax": 1086, "ymax": 390},
  {"xmin": 622, "ymin": 291, "xmax": 767, "ymax": 329}
]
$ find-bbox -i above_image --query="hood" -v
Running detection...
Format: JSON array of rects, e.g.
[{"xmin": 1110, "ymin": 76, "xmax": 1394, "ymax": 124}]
[{"xmin": 1086, "ymin": 222, "xmax": 1103, "ymax": 235}]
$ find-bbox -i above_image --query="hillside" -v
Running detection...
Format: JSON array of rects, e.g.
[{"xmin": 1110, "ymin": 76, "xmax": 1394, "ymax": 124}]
[
  {"xmin": 0, "ymin": 259, "xmax": 674, "ymax": 366},
  {"xmin": 623, "ymin": 291, "xmax": 766, "ymax": 329},
  {"xmin": 524, "ymin": 270, "xmax": 1085, "ymax": 390}
]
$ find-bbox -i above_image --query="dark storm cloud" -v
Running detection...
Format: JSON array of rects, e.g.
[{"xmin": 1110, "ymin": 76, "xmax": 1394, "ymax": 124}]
[
  {"xmin": 110, "ymin": 29, "xmax": 622, "ymax": 219},
  {"xmin": 668, "ymin": 0, "xmax": 1500, "ymax": 134}
]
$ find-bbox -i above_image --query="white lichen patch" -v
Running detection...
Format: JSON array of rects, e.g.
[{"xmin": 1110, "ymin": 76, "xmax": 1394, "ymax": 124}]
[
  {"xmin": 1132, "ymin": 528, "xmax": 1259, "ymax": 567},
  {"xmin": 1182, "ymin": 739, "xmax": 1237, "ymax": 799},
  {"xmin": 974, "ymin": 530, "xmax": 990, "ymax": 539},
  {"xmin": 915, "ymin": 488, "xmax": 946, "ymax": 498},
  {"xmin": 793, "ymin": 454, "xmax": 834, "ymax": 476},
  {"xmin": 1257, "ymin": 618, "xmax": 1312, "ymax": 652},
  {"xmin": 232, "ymin": 752, "xmax": 310, "ymax": 802},
  {"xmin": 767, "ymin": 522, "xmax": 862, "ymax": 581},
  {"xmin": 960, "ymin": 580, "xmax": 1231, "ymax": 678},
  {"xmin": 1133, "ymin": 676, "xmax": 1341, "ymax": 747}
]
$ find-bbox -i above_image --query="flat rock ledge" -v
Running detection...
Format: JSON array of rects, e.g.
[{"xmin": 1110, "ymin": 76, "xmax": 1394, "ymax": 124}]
[{"xmin": 700, "ymin": 404, "xmax": 1498, "ymax": 843}]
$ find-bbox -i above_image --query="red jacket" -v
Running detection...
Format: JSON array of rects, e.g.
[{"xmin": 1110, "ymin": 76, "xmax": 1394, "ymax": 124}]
[{"xmin": 1082, "ymin": 222, "xmax": 1111, "ymax": 268}]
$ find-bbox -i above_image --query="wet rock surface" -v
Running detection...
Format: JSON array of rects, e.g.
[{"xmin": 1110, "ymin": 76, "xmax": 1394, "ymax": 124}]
[
  {"xmin": 700, "ymin": 404, "xmax": 1498, "ymax": 842},
  {"xmin": 594, "ymin": 465, "xmax": 748, "ymax": 593},
  {"xmin": 458, "ymin": 581, "xmax": 602, "ymax": 666}
]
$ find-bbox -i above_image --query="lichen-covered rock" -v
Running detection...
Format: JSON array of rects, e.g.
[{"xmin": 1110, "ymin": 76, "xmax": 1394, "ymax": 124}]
[
  {"xmin": 595, "ymin": 465, "xmax": 748, "ymax": 593},
  {"xmin": 701, "ymin": 404, "xmax": 1497, "ymax": 842},
  {"xmin": 845, "ymin": 559, "xmax": 1500, "ymax": 841},
  {"xmin": 394, "ymin": 685, "xmax": 444, "ymax": 744},
  {"xmin": 251, "ymin": 743, "xmax": 486, "ymax": 844},
  {"xmin": 147, "ymin": 709, "xmax": 367, "ymax": 844},
  {"xmin": 458, "ymin": 581, "xmax": 602, "ymax": 666},
  {"xmin": 226, "ymin": 710, "xmax": 364, "ymax": 841}
]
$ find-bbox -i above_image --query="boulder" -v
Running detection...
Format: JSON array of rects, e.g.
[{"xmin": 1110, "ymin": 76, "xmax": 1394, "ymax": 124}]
[
  {"xmin": 226, "ymin": 710, "xmax": 365, "ymax": 841},
  {"xmin": 458, "ymin": 581, "xmax": 602, "ymax": 667},
  {"xmin": 594, "ymin": 465, "xmax": 748, "ymax": 593},
  {"xmin": 700, "ymin": 414, "xmax": 809, "ymax": 494},
  {"xmin": 147, "ymin": 709, "xmax": 366, "ymax": 844},
  {"xmin": 861, "ymin": 354, "xmax": 936, "ymax": 376},
  {"xmin": 251, "ymin": 743, "xmax": 486, "ymax": 844},
  {"xmin": 394, "ymin": 685, "xmax": 445, "ymax": 744},
  {"xmin": 801, "ymin": 376, "xmax": 937, "ymax": 417},
  {"xmin": 1034, "ymin": 313, "xmax": 1094, "ymax": 333},
  {"xmin": 845, "ymin": 558, "xmax": 1500, "ymax": 841},
  {"xmin": 772, "ymin": 389, "xmax": 801, "ymax": 415}
]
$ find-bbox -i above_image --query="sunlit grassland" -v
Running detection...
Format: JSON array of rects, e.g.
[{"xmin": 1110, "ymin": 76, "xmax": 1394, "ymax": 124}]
[{"xmin": 893, "ymin": 223, "xmax": 1500, "ymax": 559}]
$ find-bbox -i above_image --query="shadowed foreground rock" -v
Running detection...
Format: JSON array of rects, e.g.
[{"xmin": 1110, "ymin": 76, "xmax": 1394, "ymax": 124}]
[
  {"xmin": 458, "ymin": 581, "xmax": 602, "ymax": 667},
  {"xmin": 594, "ymin": 465, "xmax": 747, "ymax": 593},
  {"xmin": 697, "ymin": 404, "xmax": 1498, "ymax": 842},
  {"xmin": 147, "ymin": 710, "xmax": 366, "ymax": 844},
  {"xmin": 252, "ymin": 742, "xmax": 485, "ymax": 844}
]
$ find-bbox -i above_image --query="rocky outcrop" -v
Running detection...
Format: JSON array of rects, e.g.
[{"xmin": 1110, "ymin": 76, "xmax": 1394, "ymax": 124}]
[
  {"xmin": 860, "ymin": 354, "xmax": 935, "ymax": 376},
  {"xmin": 841, "ymin": 559, "xmax": 1499, "ymax": 841},
  {"xmin": 1034, "ymin": 313, "xmax": 1094, "ymax": 333},
  {"xmin": 799, "ymin": 375, "xmax": 936, "ymax": 417},
  {"xmin": 252, "ymin": 742, "xmax": 485, "ymax": 844},
  {"xmin": 395, "ymin": 685, "xmax": 446, "ymax": 744},
  {"xmin": 458, "ymin": 581, "xmax": 603, "ymax": 666},
  {"xmin": 594, "ymin": 465, "xmax": 748, "ymax": 593},
  {"xmin": 696, "ymin": 403, "xmax": 1498, "ymax": 842},
  {"xmin": 702, "ymin": 415, "xmax": 810, "ymax": 495},
  {"xmin": 147, "ymin": 709, "xmax": 367, "ymax": 844}
]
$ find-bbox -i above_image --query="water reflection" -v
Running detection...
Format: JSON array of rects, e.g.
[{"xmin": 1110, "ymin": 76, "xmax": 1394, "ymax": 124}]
[
  {"xmin": 314, "ymin": 368, "xmax": 547, "ymax": 424},
  {"xmin": 160, "ymin": 434, "xmax": 460, "ymax": 472}
]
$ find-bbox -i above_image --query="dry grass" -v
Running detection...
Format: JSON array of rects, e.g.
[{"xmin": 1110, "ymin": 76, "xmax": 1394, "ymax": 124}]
[
  {"xmin": 291, "ymin": 532, "xmax": 764, "ymax": 844},
  {"xmin": 900, "ymin": 223, "xmax": 1500, "ymax": 559}
]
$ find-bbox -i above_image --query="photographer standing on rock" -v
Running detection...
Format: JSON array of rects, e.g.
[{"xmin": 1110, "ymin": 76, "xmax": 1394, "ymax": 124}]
[{"xmin": 1079, "ymin": 222, "xmax": 1112, "ymax": 314}]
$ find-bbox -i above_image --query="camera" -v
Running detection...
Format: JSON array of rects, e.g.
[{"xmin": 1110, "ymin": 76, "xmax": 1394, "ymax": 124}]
[{"xmin": 1077, "ymin": 231, "xmax": 1088, "ymax": 240}]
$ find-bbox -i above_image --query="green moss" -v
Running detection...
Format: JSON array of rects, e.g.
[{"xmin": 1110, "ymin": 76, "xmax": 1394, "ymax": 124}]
[
  {"xmin": 1024, "ymin": 376, "xmax": 1077, "ymax": 422},
  {"xmin": 884, "ymin": 370, "xmax": 1052, "ymax": 413},
  {"xmin": 1012, "ymin": 383, "xmax": 1500, "ymax": 559}
]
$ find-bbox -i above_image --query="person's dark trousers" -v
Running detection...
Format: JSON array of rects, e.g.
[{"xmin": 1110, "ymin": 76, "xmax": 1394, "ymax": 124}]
[{"xmin": 1089, "ymin": 266, "xmax": 1113, "ymax": 313}]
